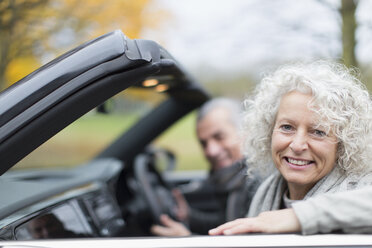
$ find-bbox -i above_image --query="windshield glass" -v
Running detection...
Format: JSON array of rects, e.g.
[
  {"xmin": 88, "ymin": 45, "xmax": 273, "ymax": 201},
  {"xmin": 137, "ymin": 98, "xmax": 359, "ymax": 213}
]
[{"xmin": 13, "ymin": 87, "xmax": 166, "ymax": 170}]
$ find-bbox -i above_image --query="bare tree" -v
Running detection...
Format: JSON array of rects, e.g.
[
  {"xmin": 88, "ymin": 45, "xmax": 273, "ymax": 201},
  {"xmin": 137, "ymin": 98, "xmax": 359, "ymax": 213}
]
[{"xmin": 340, "ymin": 0, "xmax": 357, "ymax": 67}]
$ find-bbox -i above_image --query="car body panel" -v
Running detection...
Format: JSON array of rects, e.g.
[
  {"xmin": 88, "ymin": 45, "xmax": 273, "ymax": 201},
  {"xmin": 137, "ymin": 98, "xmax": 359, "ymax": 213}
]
[
  {"xmin": 1, "ymin": 234, "xmax": 372, "ymax": 247},
  {"xmin": 0, "ymin": 159, "xmax": 122, "ymax": 222}
]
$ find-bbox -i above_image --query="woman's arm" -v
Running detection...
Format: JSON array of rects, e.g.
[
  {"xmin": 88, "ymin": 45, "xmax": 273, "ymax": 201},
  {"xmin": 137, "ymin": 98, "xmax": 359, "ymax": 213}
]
[
  {"xmin": 209, "ymin": 208, "xmax": 300, "ymax": 235},
  {"xmin": 293, "ymin": 187, "xmax": 372, "ymax": 235},
  {"xmin": 210, "ymin": 187, "xmax": 372, "ymax": 235}
]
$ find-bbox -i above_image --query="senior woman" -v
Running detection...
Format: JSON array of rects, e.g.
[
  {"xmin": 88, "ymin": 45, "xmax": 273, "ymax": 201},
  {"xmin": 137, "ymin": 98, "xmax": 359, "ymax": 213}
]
[{"xmin": 210, "ymin": 60, "xmax": 372, "ymax": 235}]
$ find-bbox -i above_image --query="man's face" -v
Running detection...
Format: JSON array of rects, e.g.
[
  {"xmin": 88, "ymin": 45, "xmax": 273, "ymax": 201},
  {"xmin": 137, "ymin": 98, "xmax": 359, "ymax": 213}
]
[{"xmin": 196, "ymin": 107, "xmax": 242, "ymax": 170}]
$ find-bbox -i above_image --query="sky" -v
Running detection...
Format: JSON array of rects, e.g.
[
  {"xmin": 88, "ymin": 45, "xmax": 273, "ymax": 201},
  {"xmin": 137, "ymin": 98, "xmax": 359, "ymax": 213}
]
[{"xmin": 143, "ymin": 0, "xmax": 372, "ymax": 80}]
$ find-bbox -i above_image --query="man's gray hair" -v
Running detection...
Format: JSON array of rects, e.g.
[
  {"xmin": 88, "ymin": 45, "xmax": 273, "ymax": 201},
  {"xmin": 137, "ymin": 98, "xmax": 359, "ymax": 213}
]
[{"xmin": 197, "ymin": 97, "xmax": 243, "ymax": 129}]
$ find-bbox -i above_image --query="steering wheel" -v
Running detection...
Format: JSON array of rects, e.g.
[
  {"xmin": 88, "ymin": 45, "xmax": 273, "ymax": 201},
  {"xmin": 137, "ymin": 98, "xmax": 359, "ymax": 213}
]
[{"xmin": 133, "ymin": 149, "xmax": 179, "ymax": 224}]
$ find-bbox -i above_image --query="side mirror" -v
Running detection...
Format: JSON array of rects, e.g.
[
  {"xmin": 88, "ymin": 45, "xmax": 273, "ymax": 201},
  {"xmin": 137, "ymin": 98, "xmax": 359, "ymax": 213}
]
[{"xmin": 15, "ymin": 204, "xmax": 94, "ymax": 240}]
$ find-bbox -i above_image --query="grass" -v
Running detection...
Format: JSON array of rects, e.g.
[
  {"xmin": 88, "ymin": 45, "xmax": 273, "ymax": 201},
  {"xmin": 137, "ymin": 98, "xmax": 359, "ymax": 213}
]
[
  {"xmin": 15, "ymin": 113, "xmax": 139, "ymax": 169},
  {"xmin": 15, "ymin": 111, "xmax": 208, "ymax": 171}
]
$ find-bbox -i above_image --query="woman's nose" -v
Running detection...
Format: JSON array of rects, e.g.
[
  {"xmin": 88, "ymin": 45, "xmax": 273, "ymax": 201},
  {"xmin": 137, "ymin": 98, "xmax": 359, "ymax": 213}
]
[{"xmin": 289, "ymin": 132, "xmax": 308, "ymax": 153}]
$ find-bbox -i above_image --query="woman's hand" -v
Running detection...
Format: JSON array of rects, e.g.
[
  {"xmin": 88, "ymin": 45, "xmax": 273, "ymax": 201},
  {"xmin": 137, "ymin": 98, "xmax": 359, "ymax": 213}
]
[
  {"xmin": 209, "ymin": 209, "xmax": 301, "ymax": 235},
  {"xmin": 151, "ymin": 214, "xmax": 191, "ymax": 236}
]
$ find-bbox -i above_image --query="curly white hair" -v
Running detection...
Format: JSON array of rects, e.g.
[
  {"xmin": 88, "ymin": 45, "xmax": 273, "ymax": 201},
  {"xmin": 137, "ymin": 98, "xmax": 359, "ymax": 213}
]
[{"xmin": 243, "ymin": 60, "xmax": 372, "ymax": 175}]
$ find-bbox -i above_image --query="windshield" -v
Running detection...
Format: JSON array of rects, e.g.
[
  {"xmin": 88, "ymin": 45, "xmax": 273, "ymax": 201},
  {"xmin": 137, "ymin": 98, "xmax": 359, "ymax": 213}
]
[{"xmin": 13, "ymin": 87, "xmax": 166, "ymax": 170}]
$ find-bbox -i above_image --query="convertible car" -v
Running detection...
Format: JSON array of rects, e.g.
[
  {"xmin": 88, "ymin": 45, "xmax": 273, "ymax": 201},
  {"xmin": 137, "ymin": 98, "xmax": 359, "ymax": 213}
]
[{"xmin": 0, "ymin": 30, "xmax": 371, "ymax": 247}]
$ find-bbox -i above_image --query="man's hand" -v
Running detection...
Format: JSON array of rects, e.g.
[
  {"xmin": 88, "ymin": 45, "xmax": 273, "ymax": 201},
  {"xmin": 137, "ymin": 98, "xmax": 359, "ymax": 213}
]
[
  {"xmin": 209, "ymin": 209, "xmax": 301, "ymax": 235},
  {"xmin": 172, "ymin": 189, "xmax": 189, "ymax": 221},
  {"xmin": 151, "ymin": 214, "xmax": 191, "ymax": 236}
]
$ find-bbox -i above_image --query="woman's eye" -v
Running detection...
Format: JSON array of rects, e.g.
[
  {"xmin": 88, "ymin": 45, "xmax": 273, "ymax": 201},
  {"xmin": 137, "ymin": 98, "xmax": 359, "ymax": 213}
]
[
  {"xmin": 313, "ymin": 129, "xmax": 326, "ymax": 137},
  {"xmin": 280, "ymin": 124, "xmax": 293, "ymax": 132}
]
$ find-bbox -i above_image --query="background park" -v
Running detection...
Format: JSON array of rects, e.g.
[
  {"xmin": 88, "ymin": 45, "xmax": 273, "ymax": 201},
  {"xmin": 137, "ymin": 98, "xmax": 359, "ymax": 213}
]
[{"xmin": 1, "ymin": 0, "xmax": 372, "ymax": 171}]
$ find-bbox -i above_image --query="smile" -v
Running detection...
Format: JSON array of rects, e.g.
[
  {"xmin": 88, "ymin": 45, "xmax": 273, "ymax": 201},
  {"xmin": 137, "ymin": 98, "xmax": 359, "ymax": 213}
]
[{"xmin": 285, "ymin": 157, "xmax": 314, "ymax": 167}]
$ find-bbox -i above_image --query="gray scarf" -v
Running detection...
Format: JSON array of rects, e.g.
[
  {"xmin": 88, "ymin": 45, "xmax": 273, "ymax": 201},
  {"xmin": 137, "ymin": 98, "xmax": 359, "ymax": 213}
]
[
  {"xmin": 209, "ymin": 160, "xmax": 247, "ymax": 193},
  {"xmin": 247, "ymin": 165, "xmax": 367, "ymax": 217}
]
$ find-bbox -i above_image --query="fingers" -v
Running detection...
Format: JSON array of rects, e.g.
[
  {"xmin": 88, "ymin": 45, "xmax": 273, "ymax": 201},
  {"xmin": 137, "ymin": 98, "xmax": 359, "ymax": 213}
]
[
  {"xmin": 209, "ymin": 218, "xmax": 251, "ymax": 235},
  {"xmin": 172, "ymin": 188, "xmax": 182, "ymax": 199},
  {"xmin": 151, "ymin": 224, "xmax": 174, "ymax": 236},
  {"xmin": 209, "ymin": 217, "xmax": 274, "ymax": 235},
  {"xmin": 159, "ymin": 214, "xmax": 179, "ymax": 227},
  {"xmin": 172, "ymin": 189, "xmax": 189, "ymax": 221},
  {"xmin": 220, "ymin": 221, "xmax": 261, "ymax": 235},
  {"xmin": 209, "ymin": 209, "xmax": 302, "ymax": 236},
  {"xmin": 151, "ymin": 224, "xmax": 190, "ymax": 236},
  {"xmin": 172, "ymin": 189, "xmax": 188, "ymax": 208},
  {"xmin": 150, "ymin": 215, "xmax": 191, "ymax": 237}
]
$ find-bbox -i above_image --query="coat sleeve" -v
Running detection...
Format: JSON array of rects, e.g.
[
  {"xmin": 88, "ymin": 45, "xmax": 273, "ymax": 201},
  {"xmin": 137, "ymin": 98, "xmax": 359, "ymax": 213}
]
[{"xmin": 292, "ymin": 186, "xmax": 372, "ymax": 235}]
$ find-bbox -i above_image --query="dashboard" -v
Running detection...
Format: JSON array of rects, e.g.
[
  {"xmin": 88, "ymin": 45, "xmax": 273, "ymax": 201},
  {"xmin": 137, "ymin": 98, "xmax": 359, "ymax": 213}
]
[{"xmin": 0, "ymin": 182, "xmax": 125, "ymax": 240}]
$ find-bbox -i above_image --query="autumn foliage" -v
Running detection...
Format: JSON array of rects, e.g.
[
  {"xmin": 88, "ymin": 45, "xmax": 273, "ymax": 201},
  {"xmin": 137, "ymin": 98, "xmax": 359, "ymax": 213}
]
[{"xmin": 0, "ymin": 0, "xmax": 166, "ymax": 89}]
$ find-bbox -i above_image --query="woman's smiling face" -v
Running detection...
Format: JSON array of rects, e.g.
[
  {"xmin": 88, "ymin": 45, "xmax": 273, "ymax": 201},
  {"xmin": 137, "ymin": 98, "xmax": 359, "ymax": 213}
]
[{"xmin": 271, "ymin": 91, "xmax": 338, "ymax": 200}]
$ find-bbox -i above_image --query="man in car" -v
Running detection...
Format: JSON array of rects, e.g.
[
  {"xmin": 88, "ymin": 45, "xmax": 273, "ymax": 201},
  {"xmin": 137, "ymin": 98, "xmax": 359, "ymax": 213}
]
[{"xmin": 151, "ymin": 98, "xmax": 262, "ymax": 236}]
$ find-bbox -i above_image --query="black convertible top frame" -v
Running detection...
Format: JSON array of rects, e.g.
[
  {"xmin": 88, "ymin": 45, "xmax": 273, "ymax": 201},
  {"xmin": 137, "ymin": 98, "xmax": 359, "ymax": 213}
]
[{"xmin": 0, "ymin": 30, "xmax": 209, "ymax": 175}]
